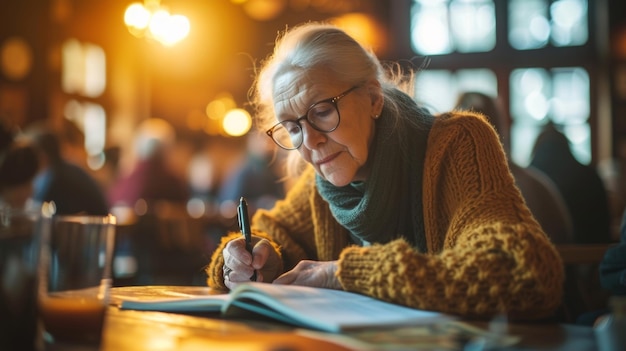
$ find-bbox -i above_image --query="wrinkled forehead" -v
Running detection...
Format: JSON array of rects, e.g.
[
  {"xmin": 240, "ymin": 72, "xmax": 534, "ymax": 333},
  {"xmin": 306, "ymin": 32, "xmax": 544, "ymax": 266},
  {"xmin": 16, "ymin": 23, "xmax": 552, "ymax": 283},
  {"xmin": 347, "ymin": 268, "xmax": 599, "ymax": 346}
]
[
  {"xmin": 272, "ymin": 68, "xmax": 337, "ymax": 115},
  {"xmin": 272, "ymin": 70, "xmax": 308, "ymax": 107}
]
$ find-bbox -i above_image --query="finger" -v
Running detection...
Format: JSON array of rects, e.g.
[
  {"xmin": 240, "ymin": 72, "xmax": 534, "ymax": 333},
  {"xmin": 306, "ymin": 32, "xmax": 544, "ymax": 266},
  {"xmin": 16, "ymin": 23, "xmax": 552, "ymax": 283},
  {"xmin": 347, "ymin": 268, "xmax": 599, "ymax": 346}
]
[
  {"xmin": 224, "ymin": 272, "xmax": 234, "ymax": 290},
  {"xmin": 224, "ymin": 277, "xmax": 244, "ymax": 290},
  {"xmin": 272, "ymin": 270, "xmax": 296, "ymax": 285},
  {"xmin": 255, "ymin": 270, "xmax": 264, "ymax": 282},
  {"xmin": 224, "ymin": 239, "xmax": 252, "ymax": 268},
  {"xmin": 251, "ymin": 239, "xmax": 272, "ymax": 270},
  {"xmin": 229, "ymin": 268, "xmax": 256, "ymax": 281}
]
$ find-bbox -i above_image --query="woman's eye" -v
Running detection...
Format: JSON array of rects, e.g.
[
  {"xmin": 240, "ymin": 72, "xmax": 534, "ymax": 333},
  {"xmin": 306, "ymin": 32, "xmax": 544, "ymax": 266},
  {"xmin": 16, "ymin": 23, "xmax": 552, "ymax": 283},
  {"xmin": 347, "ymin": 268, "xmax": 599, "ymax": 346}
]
[
  {"xmin": 309, "ymin": 103, "xmax": 334, "ymax": 120},
  {"xmin": 283, "ymin": 122, "xmax": 300, "ymax": 135}
]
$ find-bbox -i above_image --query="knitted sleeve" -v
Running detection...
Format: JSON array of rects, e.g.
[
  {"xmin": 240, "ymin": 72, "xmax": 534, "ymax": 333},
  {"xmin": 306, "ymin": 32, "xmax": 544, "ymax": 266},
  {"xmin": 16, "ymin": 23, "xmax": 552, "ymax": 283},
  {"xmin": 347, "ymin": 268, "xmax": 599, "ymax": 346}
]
[
  {"xmin": 205, "ymin": 168, "xmax": 318, "ymax": 289},
  {"xmin": 337, "ymin": 112, "xmax": 564, "ymax": 320}
]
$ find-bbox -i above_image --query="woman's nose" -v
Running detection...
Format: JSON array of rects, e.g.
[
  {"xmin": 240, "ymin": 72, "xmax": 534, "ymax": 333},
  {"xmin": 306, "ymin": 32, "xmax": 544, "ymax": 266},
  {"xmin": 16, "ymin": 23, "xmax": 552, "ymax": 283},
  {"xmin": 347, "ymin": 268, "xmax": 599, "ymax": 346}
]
[{"xmin": 300, "ymin": 122, "xmax": 326, "ymax": 149}]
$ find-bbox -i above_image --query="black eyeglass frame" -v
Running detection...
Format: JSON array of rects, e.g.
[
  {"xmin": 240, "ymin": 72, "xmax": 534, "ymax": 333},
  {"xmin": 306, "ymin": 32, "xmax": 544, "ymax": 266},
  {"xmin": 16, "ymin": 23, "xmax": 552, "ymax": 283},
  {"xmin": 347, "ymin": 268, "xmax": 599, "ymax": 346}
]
[{"xmin": 266, "ymin": 86, "xmax": 359, "ymax": 150}]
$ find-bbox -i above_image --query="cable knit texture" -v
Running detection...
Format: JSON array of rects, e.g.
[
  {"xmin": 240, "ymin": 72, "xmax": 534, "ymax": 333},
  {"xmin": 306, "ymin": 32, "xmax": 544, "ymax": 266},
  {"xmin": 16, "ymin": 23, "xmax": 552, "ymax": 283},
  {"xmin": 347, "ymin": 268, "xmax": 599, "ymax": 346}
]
[{"xmin": 206, "ymin": 111, "xmax": 564, "ymax": 320}]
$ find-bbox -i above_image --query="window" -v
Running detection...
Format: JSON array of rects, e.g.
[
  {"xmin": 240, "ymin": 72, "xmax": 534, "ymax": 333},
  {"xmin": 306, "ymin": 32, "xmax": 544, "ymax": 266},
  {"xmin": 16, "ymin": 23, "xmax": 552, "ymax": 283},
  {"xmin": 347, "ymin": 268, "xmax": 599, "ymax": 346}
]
[
  {"xmin": 410, "ymin": 0, "xmax": 594, "ymax": 165},
  {"xmin": 510, "ymin": 67, "xmax": 590, "ymax": 165},
  {"xmin": 508, "ymin": 0, "xmax": 588, "ymax": 50},
  {"xmin": 61, "ymin": 39, "xmax": 107, "ymax": 169},
  {"xmin": 415, "ymin": 69, "xmax": 497, "ymax": 113},
  {"xmin": 411, "ymin": 0, "xmax": 496, "ymax": 55}
]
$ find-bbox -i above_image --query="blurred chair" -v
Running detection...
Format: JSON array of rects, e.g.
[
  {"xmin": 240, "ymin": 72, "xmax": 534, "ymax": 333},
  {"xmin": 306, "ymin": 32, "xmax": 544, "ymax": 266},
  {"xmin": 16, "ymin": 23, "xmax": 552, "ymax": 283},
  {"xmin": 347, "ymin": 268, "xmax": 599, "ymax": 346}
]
[
  {"xmin": 554, "ymin": 243, "xmax": 615, "ymax": 323},
  {"xmin": 530, "ymin": 123, "xmax": 612, "ymax": 244},
  {"xmin": 112, "ymin": 200, "xmax": 213, "ymax": 286},
  {"xmin": 529, "ymin": 123, "xmax": 614, "ymax": 323}
]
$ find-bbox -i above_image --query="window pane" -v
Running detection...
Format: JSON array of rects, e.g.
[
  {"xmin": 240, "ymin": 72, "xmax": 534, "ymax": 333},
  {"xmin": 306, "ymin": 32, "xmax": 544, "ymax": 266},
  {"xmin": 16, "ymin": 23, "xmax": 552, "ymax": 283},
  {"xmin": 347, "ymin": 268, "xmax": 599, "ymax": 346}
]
[
  {"xmin": 511, "ymin": 124, "xmax": 542, "ymax": 166},
  {"xmin": 509, "ymin": 0, "xmax": 588, "ymax": 50},
  {"xmin": 64, "ymin": 100, "xmax": 107, "ymax": 159},
  {"xmin": 83, "ymin": 44, "xmax": 106, "ymax": 98},
  {"xmin": 411, "ymin": 1, "xmax": 452, "ymax": 55},
  {"xmin": 509, "ymin": 0, "xmax": 550, "ymax": 50},
  {"xmin": 62, "ymin": 39, "xmax": 106, "ymax": 97},
  {"xmin": 83, "ymin": 103, "xmax": 107, "ymax": 157},
  {"xmin": 450, "ymin": 0, "xmax": 496, "ymax": 52},
  {"xmin": 550, "ymin": 0, "xmax": 588, "ymax": 47},
  {"xmin": 415, "ymin": 68, "xmax": 497, "ymax": 113},
  {"xmin": 415, "ymin": 70, "xmax": 454, "ymax": 112},
  {"xmin": 510, "ymin": 68, "xmax": 551, "ymax": 123},
  {"xmin": 509, "ymin": 67, "xmax": 590, "ymax": 165},
  {"xmin": 563, "ymin": 123, "xmax": 591, "ymax": 164},
  {"xmin": 411, "ymin": 0, "xmax": 496, "ymax": 55},
  {"xmin": 62, "ymin": 39, "xmax": 85, "ymax": 94},
  {"xmin": 551, "ymin": 67, "xmax": 589, "ymax": 124},
  {"xmin": 456, "ymin": 69, "xmax": 498, "ymax": 96}
]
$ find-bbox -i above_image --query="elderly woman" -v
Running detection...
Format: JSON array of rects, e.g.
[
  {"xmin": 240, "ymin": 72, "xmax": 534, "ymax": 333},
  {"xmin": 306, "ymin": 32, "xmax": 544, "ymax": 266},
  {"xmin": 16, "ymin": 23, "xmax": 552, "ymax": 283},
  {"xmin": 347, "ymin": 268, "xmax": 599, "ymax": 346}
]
[{"xmin": 206, "ymin": 22, "xmax": 563, "ymax": 320}]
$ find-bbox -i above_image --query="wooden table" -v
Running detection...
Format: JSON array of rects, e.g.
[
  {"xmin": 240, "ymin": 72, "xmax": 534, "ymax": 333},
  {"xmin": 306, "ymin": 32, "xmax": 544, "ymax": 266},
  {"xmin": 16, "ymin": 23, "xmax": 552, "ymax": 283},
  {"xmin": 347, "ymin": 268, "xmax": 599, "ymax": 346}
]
[{"xmin": 48, "ymin": 286, "xmax": 601, "ymax": 351}]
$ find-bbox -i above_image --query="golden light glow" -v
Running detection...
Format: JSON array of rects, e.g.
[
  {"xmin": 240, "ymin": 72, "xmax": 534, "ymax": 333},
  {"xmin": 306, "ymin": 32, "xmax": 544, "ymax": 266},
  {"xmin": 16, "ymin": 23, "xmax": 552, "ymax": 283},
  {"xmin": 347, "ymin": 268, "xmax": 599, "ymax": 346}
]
[
  {"xmin": 222, "ymin": 108, "xmax": 252, "ymax": 137},
  {"xmin": 205, "ymin": 93, "xmax": 236, "ymax": 120},
  {"xmin": 330, "ymin": 13, "xmax": 387, "ymax": 54},
  {"xmin": 124, "ymin": 1, "xmax": 190, "ymax": 46},
  {"xmin": 243, "ymin": 0, "xmax": 287, "ymax": 21},
  {"xmin": 124, "ymin": 3, "xmax": 151, "ymax": 30},
  {"xmin": 61, "ymin": 39, "xmax": 106, "ymax": 98},
  {"xmin": 0, "ymin": 36, "xmax": 33, "ymax": 80}
]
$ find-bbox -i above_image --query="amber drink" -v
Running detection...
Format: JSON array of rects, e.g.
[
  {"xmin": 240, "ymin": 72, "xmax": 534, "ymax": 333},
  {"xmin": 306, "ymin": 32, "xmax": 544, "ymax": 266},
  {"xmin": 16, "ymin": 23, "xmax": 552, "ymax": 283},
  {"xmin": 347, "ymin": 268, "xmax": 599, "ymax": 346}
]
[
  {"xmin": 39, "ymin": 214, "xmax": 115, "ymax": 345},
  {"xmin": 0, "ymin": 208, "xmax": 47, "ymax": 351}
]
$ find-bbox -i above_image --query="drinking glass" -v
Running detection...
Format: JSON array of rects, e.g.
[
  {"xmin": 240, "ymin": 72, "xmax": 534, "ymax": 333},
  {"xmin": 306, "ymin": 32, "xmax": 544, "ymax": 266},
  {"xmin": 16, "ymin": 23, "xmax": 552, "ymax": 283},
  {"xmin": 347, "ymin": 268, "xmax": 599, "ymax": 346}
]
[
  {"xmin": 0, "ymin": 207, "xmax": 48, "ymax": 351},
  {"xmin": 38, "ymin": 214, "xmax": 116, "ymax": 345}
]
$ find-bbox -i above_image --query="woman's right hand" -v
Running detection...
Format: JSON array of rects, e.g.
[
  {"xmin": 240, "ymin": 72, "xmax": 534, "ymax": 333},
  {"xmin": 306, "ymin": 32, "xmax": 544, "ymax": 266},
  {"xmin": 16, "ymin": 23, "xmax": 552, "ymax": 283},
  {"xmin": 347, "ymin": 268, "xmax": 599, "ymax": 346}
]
[{"xmin": 222, "ymin": 236, "xmax": 282, "ymax": 290}]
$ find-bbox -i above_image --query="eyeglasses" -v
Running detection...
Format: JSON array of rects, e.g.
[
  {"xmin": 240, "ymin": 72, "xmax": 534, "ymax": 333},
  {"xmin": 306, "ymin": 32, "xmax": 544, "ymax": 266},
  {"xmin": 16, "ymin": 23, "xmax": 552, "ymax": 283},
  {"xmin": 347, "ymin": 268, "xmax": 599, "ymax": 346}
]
[{"xmin": 266, "ymin": 86, "xmax": 359, "ymax": 150}]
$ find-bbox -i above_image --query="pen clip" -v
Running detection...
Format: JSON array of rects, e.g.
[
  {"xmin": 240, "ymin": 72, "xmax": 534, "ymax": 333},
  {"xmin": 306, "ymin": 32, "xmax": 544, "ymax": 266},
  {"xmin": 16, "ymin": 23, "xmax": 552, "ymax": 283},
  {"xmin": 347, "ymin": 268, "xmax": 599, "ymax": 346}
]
[{"xmin": 237, "ymin": 203, "xmax": 243, "ymax": 232}]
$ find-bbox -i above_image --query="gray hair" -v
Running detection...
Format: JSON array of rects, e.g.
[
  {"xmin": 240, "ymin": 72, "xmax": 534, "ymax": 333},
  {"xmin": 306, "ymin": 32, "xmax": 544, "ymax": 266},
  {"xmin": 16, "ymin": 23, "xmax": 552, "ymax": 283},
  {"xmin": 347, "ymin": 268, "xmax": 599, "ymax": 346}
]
[{"xmin": 252, "ymin": 22, "xmax": 426, "ymax": 178}]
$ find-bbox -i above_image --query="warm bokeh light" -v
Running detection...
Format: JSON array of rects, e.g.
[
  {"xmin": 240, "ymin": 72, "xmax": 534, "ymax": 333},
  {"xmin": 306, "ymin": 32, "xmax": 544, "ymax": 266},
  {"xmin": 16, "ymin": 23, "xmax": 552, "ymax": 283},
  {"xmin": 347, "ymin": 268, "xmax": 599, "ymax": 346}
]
[
  {"xmin": 162, "ymin": 15, "xmax": 191, "ymax": 46},
  {"xmin": 0, "ymin": 36, "xmax": 33, "ymax": 80},
  {"xmin": 124, "ymin": 1, "xmax": 190, "ymax": 46},
  {"xmin": 124, "ymin": 3, "xmax": 151, "ymax": 30},
  {"xmin": 206, "ymin": 93, "xmax": 237, "ymax": 120},
  {"xmin": 61, "ymin": 39, "xmax": 106, "ymax": 98},
  {"xmin": 243, "ymin": 0, "xmax": 287, "ymax": 21},
  {"xmin": 330, "ymin": 13, "xmax": 386, "ymax": 54},
  {"xmin": 222, "ymin": 108, "xmax": 252, "ymax": 137},
  {"xmin": 148, "ymin": 9, "xmax": 171, "ymax": 40}
]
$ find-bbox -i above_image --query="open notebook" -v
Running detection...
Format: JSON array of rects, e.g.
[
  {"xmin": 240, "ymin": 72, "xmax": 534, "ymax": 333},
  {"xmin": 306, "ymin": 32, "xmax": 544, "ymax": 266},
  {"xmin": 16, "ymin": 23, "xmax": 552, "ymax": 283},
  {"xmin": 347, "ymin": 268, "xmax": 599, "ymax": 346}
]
[{"xmin": 118, "ymin": 282, "xmax": 452, "ymax": 333}]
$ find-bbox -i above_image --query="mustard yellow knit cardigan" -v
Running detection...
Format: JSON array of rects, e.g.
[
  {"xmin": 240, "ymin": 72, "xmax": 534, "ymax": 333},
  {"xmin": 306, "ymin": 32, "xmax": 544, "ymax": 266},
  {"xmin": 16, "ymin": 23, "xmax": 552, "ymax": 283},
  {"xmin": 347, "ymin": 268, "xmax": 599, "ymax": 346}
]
[{"xmin": 206, "ymin": 111, "xmax": 564, "ymax": 320}]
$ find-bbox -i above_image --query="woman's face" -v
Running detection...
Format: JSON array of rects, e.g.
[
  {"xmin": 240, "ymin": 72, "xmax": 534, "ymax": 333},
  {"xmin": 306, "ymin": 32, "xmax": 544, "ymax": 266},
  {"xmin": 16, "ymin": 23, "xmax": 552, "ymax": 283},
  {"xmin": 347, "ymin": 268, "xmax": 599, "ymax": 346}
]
[{"xmin": 273, "ymin": 70, "xmax": 383, "ymax": 186}]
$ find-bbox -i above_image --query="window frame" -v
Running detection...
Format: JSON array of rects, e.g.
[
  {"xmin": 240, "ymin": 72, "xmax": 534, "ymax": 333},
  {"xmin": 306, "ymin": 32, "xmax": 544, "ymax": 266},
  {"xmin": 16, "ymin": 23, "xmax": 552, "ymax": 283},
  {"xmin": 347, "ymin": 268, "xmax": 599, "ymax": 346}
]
[{"xmin": 388, "ymin": 0, "xmax": 607, "ymax": 165}]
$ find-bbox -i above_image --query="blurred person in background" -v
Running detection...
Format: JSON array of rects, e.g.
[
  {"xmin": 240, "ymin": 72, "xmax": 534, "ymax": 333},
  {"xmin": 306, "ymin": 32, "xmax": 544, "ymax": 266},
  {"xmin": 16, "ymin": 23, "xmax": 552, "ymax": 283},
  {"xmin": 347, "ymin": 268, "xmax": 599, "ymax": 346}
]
[
  {"xmin": 531, "ymin": 122, "xmax": 613, "ymax": 322},
  {"xmin": 108, "ymin": 118, "xmax": 190, "ymax": 212},
  {"xmin": 530, "ymin": 123, "xmax": 612, "ymax": 244},
  {"xmin": 108, "ymin": 118, "xmax": 189, "ymax": 211},
  {"xmin": 0, "ymin": 119, "xmax": 39, "ymax": 209},
  {"xmin": 217, "ymin": 129, "xmax": 286, "ymax": 214},
  {"xmin": 24, "ymin": 122, "xmax": 109, "ymax": 215}
]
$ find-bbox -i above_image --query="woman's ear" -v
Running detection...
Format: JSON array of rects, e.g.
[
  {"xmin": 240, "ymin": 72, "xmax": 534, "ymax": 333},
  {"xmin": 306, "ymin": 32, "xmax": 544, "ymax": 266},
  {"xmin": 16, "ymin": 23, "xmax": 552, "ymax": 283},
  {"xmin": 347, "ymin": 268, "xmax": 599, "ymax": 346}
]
[{"xmin": 365, "ymin": 80, "xmax": 384, "ymax": 118}]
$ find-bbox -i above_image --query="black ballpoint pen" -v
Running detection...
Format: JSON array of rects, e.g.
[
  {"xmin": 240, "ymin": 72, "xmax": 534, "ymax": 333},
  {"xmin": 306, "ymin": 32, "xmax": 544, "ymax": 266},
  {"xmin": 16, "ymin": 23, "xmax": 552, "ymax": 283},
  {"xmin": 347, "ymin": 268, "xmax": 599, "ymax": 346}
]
[{"xmin": 237, "ymin": 197, "xmax": 257, "ymax": 281}]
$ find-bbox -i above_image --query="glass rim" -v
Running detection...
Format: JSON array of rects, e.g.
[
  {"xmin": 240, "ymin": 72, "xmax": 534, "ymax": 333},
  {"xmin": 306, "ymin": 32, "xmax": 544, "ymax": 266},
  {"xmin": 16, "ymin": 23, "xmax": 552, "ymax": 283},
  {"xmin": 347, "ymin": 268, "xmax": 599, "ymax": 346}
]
[{"xmin": 52, "ymin": 213, "xmax": 116, "ymax": 225}]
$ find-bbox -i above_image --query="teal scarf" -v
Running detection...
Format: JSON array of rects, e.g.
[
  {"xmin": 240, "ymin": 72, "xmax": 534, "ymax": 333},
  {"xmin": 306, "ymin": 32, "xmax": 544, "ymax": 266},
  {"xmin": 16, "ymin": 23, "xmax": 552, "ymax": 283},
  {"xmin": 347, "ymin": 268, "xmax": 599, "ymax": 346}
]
[{"xmin": 316, "ymin": 106, "xmax": 432, "ymax": 251}]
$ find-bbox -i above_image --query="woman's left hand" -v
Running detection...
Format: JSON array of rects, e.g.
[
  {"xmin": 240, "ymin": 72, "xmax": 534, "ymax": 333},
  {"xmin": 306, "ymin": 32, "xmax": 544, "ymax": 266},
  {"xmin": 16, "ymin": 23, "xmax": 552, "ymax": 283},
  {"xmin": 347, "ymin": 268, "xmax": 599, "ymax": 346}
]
[{"xmin": 272, "ymin": 260, "xmax": 341, "ymax": 290}]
